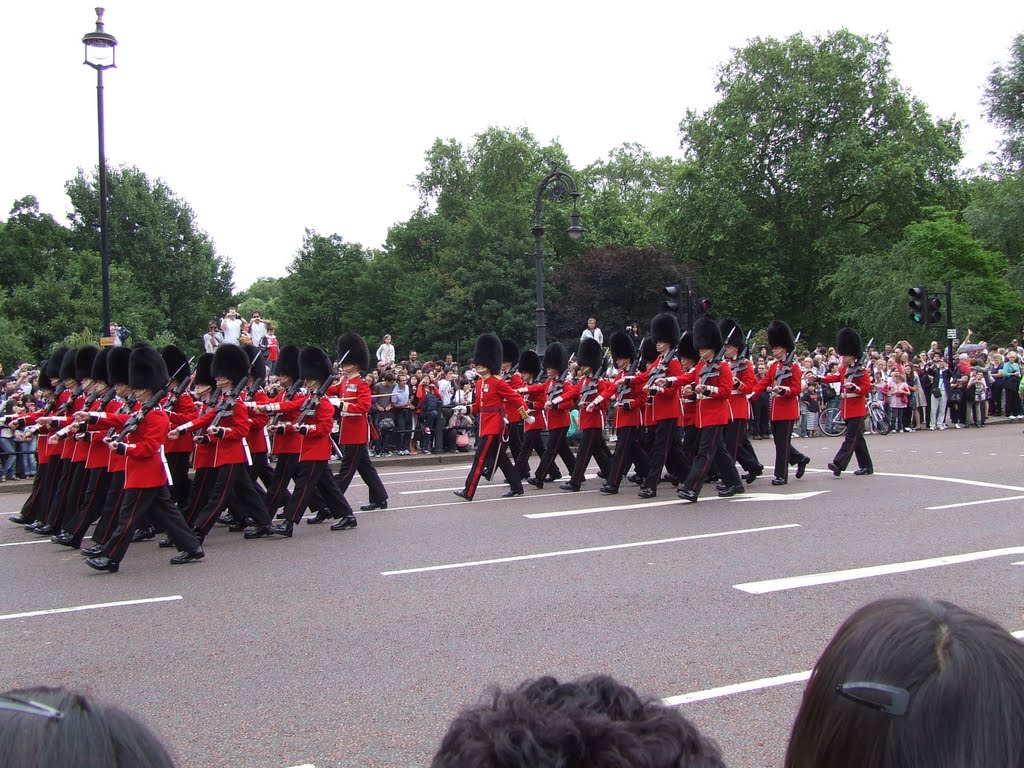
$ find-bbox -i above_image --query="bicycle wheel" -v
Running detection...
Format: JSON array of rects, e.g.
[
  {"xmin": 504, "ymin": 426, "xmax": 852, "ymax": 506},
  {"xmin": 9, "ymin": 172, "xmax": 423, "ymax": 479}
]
[
  {"xmin": 819, "ymin": 404, "xmax": 845, "ymax": 437},
  {"xmin": 871, "ymin": 405, "xmax": 891, "ymax": 435}
]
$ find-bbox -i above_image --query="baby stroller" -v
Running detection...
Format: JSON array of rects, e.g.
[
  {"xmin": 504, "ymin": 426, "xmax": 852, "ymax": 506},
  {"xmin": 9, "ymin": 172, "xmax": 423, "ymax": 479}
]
[{"xmin": 448, "ymin": 407, "xmax": 474, "ymax": 452}]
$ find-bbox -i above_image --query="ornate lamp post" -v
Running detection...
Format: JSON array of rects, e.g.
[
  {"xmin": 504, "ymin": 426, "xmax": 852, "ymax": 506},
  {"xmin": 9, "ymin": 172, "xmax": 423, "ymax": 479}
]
[
  {"xmin": 82, "ymin": 7, "xmax": 118, "ymax": 345},
  {"xmin": 531, "ymin": 162, "xmax": 583, "ymax": 352}
]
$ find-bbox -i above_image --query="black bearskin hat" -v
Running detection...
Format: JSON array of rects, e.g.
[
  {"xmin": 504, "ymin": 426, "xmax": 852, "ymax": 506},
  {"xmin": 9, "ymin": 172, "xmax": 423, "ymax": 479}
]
[
  {"xmin": 767, "ymin": 320, "xmax": 795, "ymax": 353},
  {"xmin": 75, "ymin": 346, "xmax": 100, "ymax": 380},
  {"xmin": 501, "ymin": 338, "xmax": 520, "ymax": 365},
  {"xmin": 107, "ymin": 347, "xmax": 132, "ymax": 386},
  {"xmin": 161, "ymin": 345, "xmax": 191, "ymax": 384},
  {"xmin": 46, "ymin": 346, "xmax": 70, "ymax": 383},
  {"xmin": 336, "ymin": 332, "xmax": 370, "ymax": 371},
  {"xmin": 194, "ymin": 353, "xmax": 215, "ymax": 389},
  {"xmin": 608, "ymin": 331, "xmax": 635, "ymax": 362},
  {"xmin": 518, "ymin": 349, "xmax": 541, "ymax": 378},
  {"xmin": 676, "ymin": 331, "xmax": 698, "ymax": 363},
  {"xmin": 650, "ymin": 313, "xmax": 680, "ymax": 345},
  {"xmin": 276, "ymin": 345, "xmax": 301, "ymax": 382},
  {"xmin": 693, "ymin": 316, "xmax": 722, "ymax": 351},
  {"xmin": 243, "ymin": 344, "xmax": 266, "ymax": 381},
  {"xmin": 473, "ymin": 333, "xmax": 503, "ymax": 374},
  {"xmin": 90, "ymin": 348, "xmax": 111, "ymax": 385},
  {"xmin": 718, "ymin": 318, "xmax": 743, "ymax": 349},
  {"xmin": 128, "ymin": 345, "xmax": 169, "ymax": 391},
  {"xmin": 836, "ymin": 327, "xmax": 863, "ymax": 359},
  {"xmin": 212, "ymin": 344, "xmax": 251, "ymax": 385},
  {"xmin": 577, "ymin": 337, "xmax": 603, "ymax": 372},
  {"xmin": 59, "ymin": 348, "xmax": 78, "ymax": 382},
  {"xmin": 542, "ymin": 342, "xmax": 568, "ymax": 374},
  {"xmin": 638, "ymin": 336, "xmax": 658, "ymax": 366},
  {"xmin": 299, "ymin": 346, "xmax": 333, "ymax": 383}
]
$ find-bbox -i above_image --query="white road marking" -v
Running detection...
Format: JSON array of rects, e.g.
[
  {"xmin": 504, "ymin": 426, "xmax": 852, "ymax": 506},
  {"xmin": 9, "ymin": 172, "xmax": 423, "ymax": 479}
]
[
  {"xmin": 381, "ymin": 524, "xmax": 799, "ymax": 576},
  {"xmin": 0, "ymin": 595, "xmax": 183, "ymax": 622},
  {"xmin": 0, "ymin": 539, "xmax": 51, "ymax": 548},
  {"xmin": 375, "ymin": 474, "xmax": 466, "ymax": 486},
  {"xmin": 927, "ymin": 495, "xmax": 1024, "ymax": 511},
  {"xmin": 734, "ymin": 546, "xmax": 1024, "ymax": 594},
  {"xmin": 524, "ymin": 490, "xmax": 829, "ymax": 519},
  {"xmin": 377, "ymin": 466, "xmax": 470, "ymax": 477},
  {"xmin": 731, "ymin": 490, "xmax": 831, "ymax": 503},
  {"xmin": 666, "ymin": 629, "xmax": 1024, "ymax": 705},
  {"xmin": 365, "ymin": 490, "xmax": 598, "ymax": 513},
  {"xmin": 404, "ymin": 476, "xmax": 597, "ymax": 495},
  {"xmin": 869, "ymin": 472, "xmax": 1024, "ymax": 493}
]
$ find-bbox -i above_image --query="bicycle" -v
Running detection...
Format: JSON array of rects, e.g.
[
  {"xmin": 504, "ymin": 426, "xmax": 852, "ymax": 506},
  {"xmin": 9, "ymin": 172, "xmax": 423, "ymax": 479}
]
[{"xmin": 819, "ymin": 400, "xmax": 890, "ymax": 437}]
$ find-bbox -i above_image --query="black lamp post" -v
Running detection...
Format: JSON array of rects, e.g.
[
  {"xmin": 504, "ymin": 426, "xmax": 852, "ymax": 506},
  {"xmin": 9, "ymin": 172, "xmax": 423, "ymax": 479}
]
[
  {"xmin": 531, "ymin": 162, "xmax": 583, "ymax": 351},
  {"xmin": 82, "ymin": 7, "xmax": 117, "ymax": 345}
]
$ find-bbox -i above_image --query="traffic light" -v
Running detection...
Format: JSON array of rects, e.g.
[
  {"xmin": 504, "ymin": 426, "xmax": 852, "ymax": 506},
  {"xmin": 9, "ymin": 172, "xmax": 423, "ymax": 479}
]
[
  {"xmin": 926, "ymin": 296, "xmax": 942, "ymax": 326},
  {"xmin": 908, "ymin": 286, "xmax": 927, "ymax": 325},
  {"xmin": 662, "ymin": 284, "xmax": 683, "ymax": 315}
]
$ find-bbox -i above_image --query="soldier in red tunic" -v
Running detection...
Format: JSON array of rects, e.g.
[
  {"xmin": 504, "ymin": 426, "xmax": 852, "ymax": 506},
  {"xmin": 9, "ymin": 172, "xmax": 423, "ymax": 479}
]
[
  {"xmin": 455, "ymin": 333, "xmax": 529, "ymax": 501},
  {"xmin": 501, "ymin": 339, "xmax": 526, "ymax": 469},
  {"xmin": 600, "ymin": 332, "xmax": 650, "ymax": 495},
  {"xmin": 633, "ymin": 313, "xmax": 684, "ymax": 499},
  {"xmin": 719, "ymin": 319, "xmax": 764, "ymax": 485},
  {"xmin": 677, "ymin": 317, "xmax": 743, "ymax": 502},
  {"xmin": 821, "ymin": 328, "xmax": 874, "ymax": 477},
  {"xmin": 81, "ymin": 345, "xmax": 205, "ymax": 572},
  {"xmin": 752, "ymin": 320, "xmax": 810, "ymax": 485},
  {"xmin": 160, "ymin": 345, "xmax": 195, "ymax": 511},
  {"xmin": 526, "ymin": 342, "xmax": 578, "ymax": 490},
  {"xmin": 561, "ymin": 337, "xmax": 613, "ymax": 492}
]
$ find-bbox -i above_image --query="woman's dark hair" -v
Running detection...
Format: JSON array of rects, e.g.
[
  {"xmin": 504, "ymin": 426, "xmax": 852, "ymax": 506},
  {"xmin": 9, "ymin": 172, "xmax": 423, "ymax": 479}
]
[
  {"xmin": 0, "ymin": 687, "xmax": 176, "ymax": 767},
  {"xmin": 785, "ymin": 597, "xmax": 1024, "ymax": 768}
]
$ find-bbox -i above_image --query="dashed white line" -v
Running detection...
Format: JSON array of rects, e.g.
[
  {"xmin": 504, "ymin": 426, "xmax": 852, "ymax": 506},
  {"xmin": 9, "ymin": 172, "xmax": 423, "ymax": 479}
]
[
  {"xmin": 0, "ymin": 595, "xmax": 183, "ymax": 622},
  {"xmin": 0, "ymin": 539, "xmax": 51, "ymax": 548},
  {"xmin": 381, "ymin": 524, "xmax": 800, "ymax": 576},
  {"xmin": 927, "ymin": 495, "xmax": 1024, "ymax": 511}
]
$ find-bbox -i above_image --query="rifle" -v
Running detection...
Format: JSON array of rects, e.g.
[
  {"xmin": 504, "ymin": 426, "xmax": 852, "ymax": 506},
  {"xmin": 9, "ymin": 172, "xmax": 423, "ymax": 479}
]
[
  {"xmin": 844, "ymin": 337, "xmax": 874, "ymax": 387},
  {"xmin": 19, "ymin": 384, "xmax": 66, "ymax": 436},
  {"xmin": 773, "ymin": 330, "xmax": 803, "ymax": 389},
  {"xmin": 578, "ymin": 354, "xmax": 611, "ymax": 402},
  {"xmin": 268, "ymin": 379, "xmax": 304, "ymax": 430},
  {"xmin": 644, "ymin": 352, "xmax": 674, "ymax": 393},
  {"xmin": 698, "ymin": 326, "xmax": 737, "ymax": 387},
  {"xmin": 54, "ymin": 383, "xmax": 119, "ymax": 440},
  {"xmin": 295, "ymin": 375, "xmax": 334, "ymax": 427},
  {"xmin": 111, "ymin": 389, "xmax": 166, "ymax": 443},
  {"xmin": 613, "ymin": 354, "xmax": 642, "ymax": 409},
  {"xmin": 205, "ymin": 348, "xmax": 266, "ymax": 433},
  {"xmin": 164, "ymin": 356, "xmax": 197, "ymax": 411},
  {"xmin": 546, "ymin": 358, "xmax": 575, "ymax": 401},
  {"xmin": 501, "ymin": 363, "xmax": 519, "ymax": 383}
]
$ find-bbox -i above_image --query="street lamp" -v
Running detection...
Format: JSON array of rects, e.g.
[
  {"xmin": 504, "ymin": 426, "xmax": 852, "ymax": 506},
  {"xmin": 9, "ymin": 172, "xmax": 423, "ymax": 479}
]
[
  {"xmin": 82, "ymin": 7, "xmax": 117, "ymax": 346},
  {"xmin": 531, "ymin": 162, "xmax": 583, "ymax": 351}
]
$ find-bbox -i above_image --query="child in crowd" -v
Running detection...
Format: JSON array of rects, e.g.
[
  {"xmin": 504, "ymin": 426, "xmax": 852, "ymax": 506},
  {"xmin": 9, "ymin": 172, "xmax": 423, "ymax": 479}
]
[{"xmin": 887, "ymin": 371, "xmax": 911, "ymax": 433}]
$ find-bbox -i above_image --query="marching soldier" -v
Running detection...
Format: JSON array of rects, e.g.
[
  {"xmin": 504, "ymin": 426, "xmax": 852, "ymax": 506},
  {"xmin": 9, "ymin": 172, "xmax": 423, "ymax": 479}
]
[
  {"xmin": 599, "ymin": 332, "xmax": 650, "ymax": 494},
  {"xmin": 525, "ymin": 342, "xmax": 577, "ymax": 490},
  {"xmin": 822, "ymin": 328, "xmax": 874, "ymax": 477},
  {"xmin": 512, "ymin": 348, "xmax": 551, "ymax": 482},
  {"xmin": 455, "ymin": 333, "xmax": 528, "ymax": 501},
  {"xmin": 752, "ymin": 320, "xmax": 810, "ymax": 485},
  {"xmin": 160, "ymin": 346, "xmax": 195, "ymax": 511},
  {"xmin": 561, "ymin": 337, "xmax": 613, "ymax": 492},
  {"xmin": 719, "ymin": 319, "xmax": 764, "ymax": 485},
  {"xmin": 633, "ymin": 314, "xmax": 684, "ymax": 499},
  {"xmin": 501, "ymin": 339, "xmax": 526, "ymax": 469}
]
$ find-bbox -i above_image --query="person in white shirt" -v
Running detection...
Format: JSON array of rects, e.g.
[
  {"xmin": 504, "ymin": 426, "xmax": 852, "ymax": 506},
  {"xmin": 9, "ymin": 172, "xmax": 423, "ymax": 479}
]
[
  {"xmin": 203, "ymin": 322, "xmax": 223, "ymax": 353},
  {"xmin": 248, "ymin": 312, "xmax": 268, "ymax": 348},
  {"xmin": 580, "ymin": 317, "xmax": 604, "ymax": 346},
  {"xmin": 376, "ymin": 334, "xmax": 395, "ymax": 366},
  {"xmin": 220, "ymin": 307, "xmax": 242, "ymax": 345}
]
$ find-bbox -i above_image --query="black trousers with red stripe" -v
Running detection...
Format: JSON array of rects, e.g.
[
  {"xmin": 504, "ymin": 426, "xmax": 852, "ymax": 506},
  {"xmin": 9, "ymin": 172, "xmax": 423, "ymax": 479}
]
[
  {"xmin": 681, "ymin": 424, "xmax": 741, "ymax": 495},
  {"xmin": 568, "ymin": 428, "xmax": 611, "ymax": 489},
  {"xmin": 533, "ymin": 427, "xmax": 575, "ymax": 483},
  {"xmin": 833, "ymin": 416, "xmax": 872, "ymax": 471},
  {"xmin": 62, "ymin": 467, "xmax": 110, "ymax": 545},
  {"xmin": 463, "ymin": 433, "xmax": 521, "ymax": 499},
  {"xmin": 44, "ymin": 458, "xmax": 71, "ymax": 525},
  {"xmin": 771, "ymin": 420, "xmax": 808, "ymax": 480},
  {"xmin": 92, "ymin": 471, "xmax": 125, "ymax": 545},
  {"xmin": 102, "ymin": 485, "xmax": 201, "ymax": 563},
  {"xmin": 724, "ymin": 418, "xmax": 761, "ymax": 473},
  {"xmin": 19, "ymin": 461, "xmax": 52, "ymax": 524},
  {"xmin": 195, "ymin": 463, "xmax": 271, "ymax": 537},
  {"xmin": 514, "ymin": 430, "xmax": 552, "ymax": 480},
  {"xmin": 284, "ymin": 460, "xmax": 352, "ymax": 524},
  {"xmin": 643, "ymin": 419, "xmax": 686, "ymax": 490},
  {"xmin": 166, "ymin": 451, "xmax": 192, "ymax": 509},
  {"xmin": 49, "ymin": 461, "xmax": 88, "ymax": 529},
  {"xmin": 183, "ymin": 467, "xmax": 215, "ymax": 526},
  {"xmin": 335, "ymin": 444, "xmax": 388, "ymax": 504},
  {"xmin": 248, "ymin": 450, "xmax": 277, "ymax": 497},
  {"xmin": 263, "ymin": 453, "xmax": 319, "ymax": 515},
  {"xmin": 605, "ymin": 425, "xmax": 650, "ymax": 490}
]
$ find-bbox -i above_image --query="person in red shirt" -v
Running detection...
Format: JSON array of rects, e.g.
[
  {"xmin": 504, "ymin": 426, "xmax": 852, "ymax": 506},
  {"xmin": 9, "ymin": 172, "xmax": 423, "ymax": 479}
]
[
  {"xmin": 599, "ymin": 332, "xmax": 650, "ymax": 495},
  {"xmin": 264, "ymin": 324, "xmax": 279, "ymax": 373},
  {"xmin": 330, "ymin": 332, "xmax": 389, "ymax": 514},
  {"xmin": 677, "ymin": 317, "xmax": 743, "ymax": 502},
  {"xmin": 268, "ymin": 346, "xmax": 355, "ymax": 536},
  {"xmin": 454, "ymin": 333, "xmax": 529, "ymax": 501},
  {"xmin": 79, "ymin": 345, "xmax": 204, "ymax": 573},
  {"xmin": 561, "ymin": 337, "xmax": 613, "ymax": 492},
  {"xmin": 821, "ymin": 328, "xmax": 874, "ymax": 477},
  {"xmin": 752, "ymin": 320, "xmax": 810, "ymax": 485},
  {"xmin": 719, "ymin": 318, "xmax": 764, "ymax": 485},
  {"xmin": 526, "ymin": 342, "xmax": 578, "ymax": 490}
]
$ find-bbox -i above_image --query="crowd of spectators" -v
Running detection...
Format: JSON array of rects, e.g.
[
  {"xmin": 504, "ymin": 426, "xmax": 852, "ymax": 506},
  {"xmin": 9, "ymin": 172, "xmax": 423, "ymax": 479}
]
[{"xmin": 0, "ymin": 362, "xmax": 42, "ymax": 482}]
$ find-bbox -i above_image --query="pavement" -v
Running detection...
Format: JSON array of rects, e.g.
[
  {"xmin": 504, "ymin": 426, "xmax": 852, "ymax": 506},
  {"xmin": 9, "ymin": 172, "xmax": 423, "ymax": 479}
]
[{"xmin": 1, "ymin": 421, "xmax": 1022, "ymax": 767}]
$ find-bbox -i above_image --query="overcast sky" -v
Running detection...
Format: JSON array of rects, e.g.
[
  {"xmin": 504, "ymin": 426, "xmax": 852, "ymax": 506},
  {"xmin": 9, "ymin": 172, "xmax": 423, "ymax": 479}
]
[{"xmin": 5, "ymin": 1, "xmax": 1022, "ymax": 290}]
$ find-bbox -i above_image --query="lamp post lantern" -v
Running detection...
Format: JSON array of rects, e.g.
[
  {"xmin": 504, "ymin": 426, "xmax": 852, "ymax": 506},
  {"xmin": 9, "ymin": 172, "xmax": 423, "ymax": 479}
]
[
  {"xmin": 82, "ymin": 7, "xmax": 117, "ymax": 345},
  {"xmin": 531, "ymin": 162, "xmax": 583, "ymax": 352}
]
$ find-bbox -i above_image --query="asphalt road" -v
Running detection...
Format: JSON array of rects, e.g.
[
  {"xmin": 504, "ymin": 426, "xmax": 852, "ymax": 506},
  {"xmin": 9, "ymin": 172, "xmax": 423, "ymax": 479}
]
[{"xmin": 1, "ymin": 424, "xmax": 1022, "ymax": 767}]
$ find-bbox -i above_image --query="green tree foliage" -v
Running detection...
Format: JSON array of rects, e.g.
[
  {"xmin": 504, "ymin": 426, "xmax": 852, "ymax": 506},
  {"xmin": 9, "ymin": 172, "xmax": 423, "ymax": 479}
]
[
  {"xmin": 65, "ymin": 165, "xmax": 234, "ymax": 350},
  {"xmin": 823, "ymin": 208, "xmax": 1024, "ymax": 345},
  {"xmin": 550, "ymin": 247, "xmax": 692, "ymax": 342},
  {"xmin": 670, "ymin": 30, "xmax": 963, "ymax": 337},
  {"xmin": 984, "ymin": 33, "xmax": 1024, "ymax": 172},
  {"xmin": 234, "ymin": 276, "xmax": 285, "ymax": 328},
  {"xmin": 964, "ymin": 175, "xmax": 1024, "ymax": 298}
]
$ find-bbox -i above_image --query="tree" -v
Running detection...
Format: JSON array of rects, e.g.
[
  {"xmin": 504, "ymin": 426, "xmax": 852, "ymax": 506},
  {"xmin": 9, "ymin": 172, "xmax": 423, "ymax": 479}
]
[
  {"xmin": 233, "ymin": 277, "xmax": 285, "ymax": 329},
  {"xmin": 823, "ymin": 208, "xmax": 1024, "ymax": 345},
  {"xmin": 64, "ymin": 166, "xmax": 234, "ymax": 350},
  {"xmin": 670, "ymin": 30, "xmax": 963, "ymax": 337},
  {"xmin": 984, "ymin": 33, "xmax": 1024, "ymax": 172},
  {"xmin": 963, "ymin": 175, "xmax": 1024, "ymax": 298},
  {"xmin": 0, "ymin": 197, "xmax": 71, "ymax": 293}
]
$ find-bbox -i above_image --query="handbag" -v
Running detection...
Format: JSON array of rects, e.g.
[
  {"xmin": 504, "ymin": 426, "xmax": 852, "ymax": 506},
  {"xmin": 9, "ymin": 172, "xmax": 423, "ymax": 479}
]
[{"xmin": 378, "ymin": 416, "xmax": 395, "ymax": 431}]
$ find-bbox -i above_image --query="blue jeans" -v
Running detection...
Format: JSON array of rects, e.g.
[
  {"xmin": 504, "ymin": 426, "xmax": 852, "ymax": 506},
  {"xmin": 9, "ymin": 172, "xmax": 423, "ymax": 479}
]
[
  {"xmin": 17, "ymin": 439, "xmax": 37, "ymax": 476},
  {"xmin": 0, "ymin": 437, "xmax": 16, "ymax": 478}
]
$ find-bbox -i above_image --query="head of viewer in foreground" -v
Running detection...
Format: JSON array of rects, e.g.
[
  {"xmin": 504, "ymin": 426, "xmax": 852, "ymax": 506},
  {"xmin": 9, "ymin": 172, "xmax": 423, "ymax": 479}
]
[
  {"xmin": 431, "ymin": 674, "xmax": 725, "ymax": 768},
  {"xmin": 785, "ymin": 597, "xmax": 1024, "ymax": 768},
  {"xmin": 0, "ymin": 687, "xmax": 176, "ymax": 767}
]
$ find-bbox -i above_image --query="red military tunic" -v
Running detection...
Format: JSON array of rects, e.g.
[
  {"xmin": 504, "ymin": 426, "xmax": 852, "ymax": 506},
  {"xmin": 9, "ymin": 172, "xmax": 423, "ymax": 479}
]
[
  {"xmin": 610, "ymin": 369, "xmax": 647, "ymax": 429},
  {"xmin": 472, "ymin": 376, "xmax": 526, "ymax": 436},
  {"xmin": 727, "ymin": 358, "xmax": 757, "ymax": 421},
  {"xmin": 334, "ymin": 374, "xmax": 371, "ymax": 445},
  {"xmin": 680, "ymin": 360, "xmax": 734, "ymax": 428},
  {"xmin": 503, "ymin": 372, "xmax": 526, "ymax": 424},
  {"xmin": 541, "ymin": 377, "xmax": 577, "ymax": 431},
  {"xmin": 293, "ymin": 397, "xmax": 337, "ymax": 462},
  {"xmin": 263, "ymin": 390, "xmax": 304, "ymax": 455},
  {"xmin": 753, "ymin": 360, "xmax": 802, "ymax": 421},
  {"xmin": 244, "ymin": 389, "xmax": 271, "ymax": 454},
  {"xmin": 633, "ymin": 355, "xmax": 683, "ymax": 423},
  {"xmin": 520, "ymin": 382, "xmax": 547, "ymax": 433},
  {"xmin": 821, "ymin": 366, "xmax": 870, "ymax": 419},
  {"xmin": 83, "ymin": 397, "xmax": 121, "ymax": 470},
  {"xmin": 89, "ymin": 400, "xmax": 141, "ymax": 474},
  {"xmin": 112, "ymin": 407, "xmax": 171, "ymax": 489},
  {"xmin": 162, "ymin": 392, "xmax": 197, "ymax": 456},
  {"xmin": 577, "ymin": 377, "xmax": 615, "ymax": 431},
  {"xmin": 180, "ymin": 397, "xmax": 251, "ymax": 467}
]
